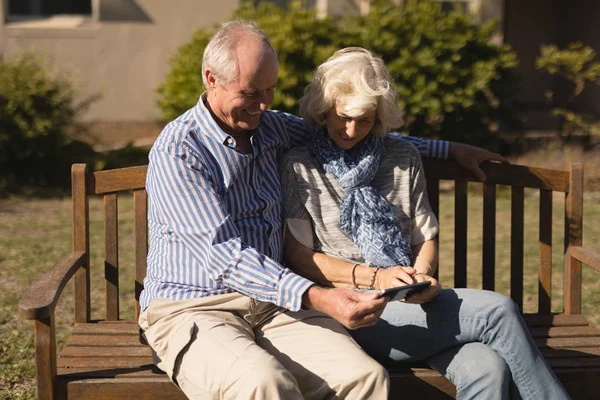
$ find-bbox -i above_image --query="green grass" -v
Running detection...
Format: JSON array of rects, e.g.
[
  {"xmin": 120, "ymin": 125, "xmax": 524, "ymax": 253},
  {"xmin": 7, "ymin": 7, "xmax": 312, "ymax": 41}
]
[{"xmin": 1, "ymin": 185, "xmax": 599, "ymax": 398}]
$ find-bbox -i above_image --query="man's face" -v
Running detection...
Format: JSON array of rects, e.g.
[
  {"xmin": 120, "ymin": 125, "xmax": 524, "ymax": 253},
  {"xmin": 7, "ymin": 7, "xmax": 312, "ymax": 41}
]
[{"xmin": 206, "ymin": 43, "xmax": 278, "ymax": 135}]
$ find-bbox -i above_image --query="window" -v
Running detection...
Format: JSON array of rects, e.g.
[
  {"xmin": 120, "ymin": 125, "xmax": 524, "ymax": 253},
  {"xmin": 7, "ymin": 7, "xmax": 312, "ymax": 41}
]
[
  {"xmin": 8, "ymin": 0, "xmax": 92, "ymax": 16},
  {"xmin": 5, "ymin": 0, "xmax": 101, "ymax": 26}
]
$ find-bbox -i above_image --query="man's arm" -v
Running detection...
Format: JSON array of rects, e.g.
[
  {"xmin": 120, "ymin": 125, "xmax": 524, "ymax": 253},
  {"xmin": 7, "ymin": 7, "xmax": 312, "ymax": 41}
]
[
  {"xmin": 448, "ymin": 142, "xmax": 509, "ymax": 181},
  {"xmin": 388, "ymin": 133, "xmax": 509, "ymax": 181},
  {"xmin": 147, "ymin": 143, "xmax": 313, "ymax": 311}
]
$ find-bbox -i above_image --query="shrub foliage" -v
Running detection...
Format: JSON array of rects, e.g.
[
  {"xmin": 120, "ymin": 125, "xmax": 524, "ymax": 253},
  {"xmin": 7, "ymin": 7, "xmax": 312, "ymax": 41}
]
[
  {"xmin": 0, "ymin": 53, "xmax": 93, "ymax": 193},
  {"xmin": 157, "ymin": 0, "xmax": 521, "ymax": 147}
]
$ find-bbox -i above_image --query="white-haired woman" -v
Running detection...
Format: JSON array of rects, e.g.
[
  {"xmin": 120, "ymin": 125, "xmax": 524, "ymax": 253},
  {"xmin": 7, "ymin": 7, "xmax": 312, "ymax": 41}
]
[{"xmin": 279, "ymin": 47, "xmax": 569, "ymax": 400}]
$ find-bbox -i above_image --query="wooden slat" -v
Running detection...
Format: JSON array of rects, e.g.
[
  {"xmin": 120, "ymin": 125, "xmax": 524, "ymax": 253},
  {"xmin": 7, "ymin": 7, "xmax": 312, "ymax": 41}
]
[
  {"xmin": 35, "ymin": 316, "xmax": 57, "ymax": 400},
  {"xmin": 72, "ymin": 164, "xmax": 91, "ymax": 324},
  {"xmin": 88, "ymin": 166, "xmax": 148, "ymax": 195},
  {"xmin": 546, "ymin": 358, "xmax": 600, "ymax": 368},
  {"xmin": 510, "ymin": 186, "xmax": 524, "ymax": 311},
  {"xmin": 541, "ymin": 347, "xmax": 600, "ymax": 358},
  {"xmin": 61, "ymin": 346, "xmax": 152, "ymax": 358},
  {"xmin": 482, "ymin": 183, "xmax": 496, "ymax": 291},
  {"xmin": 539, "ymin": 189, "xmax": 553, "ymax": 313},
  {"xmin": 564, "ymin": 163, "xmax": 583, "ymax": 315},
  {"xmin": 422, "ymin": 159, "xmax": 569, "ymax": 192},
  {"xmin": 58, "ymin": 357, "xmax": 153, "ymax": 369},
  {"xmin": 134, "ymin": 189, "xmax": 148, "ymax": 320},
  {"xmin": 522, "ymin": 313, "xmax": 590, "ymax": 327},
  {"xmin": 454, "ymin": 181, "xmax": 468, "ymax": 288},
  {"xmin": 66, "ymin": 334, "xmax": 145, "ymax": 347},
  {"xmin": 535, "ymin": 336, "xmax": 600, "ymax": 349},
  {"xmin": 570, "ymin": 246, "xmax": 600, "ymax": 274},
  {"xmin": 528, "ymin": 326, "xmax": 600, "ymax": 338},
  {"xmin": 72, "ymin": 323, "xmax": 139, "ymax": 335},
  {"xmin": 58, "ymin": 366, "xmax": 160, "ymax": 379},
  {"xmin": 104, "ymin": 194, "xmax": 119, "ymax": 321},
  {"xmin": 389, "ymin": 369, "xmax": 456, "ymax": 399},
  {"xmin": 61, "ymin": 378, "xmax": 187, "ymax": 400}
]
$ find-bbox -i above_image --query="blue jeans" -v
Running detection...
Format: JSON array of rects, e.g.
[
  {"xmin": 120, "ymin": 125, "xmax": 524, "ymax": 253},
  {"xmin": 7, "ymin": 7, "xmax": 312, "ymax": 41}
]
[{"xmin": 349, "ymin": 289, "xmax": 570, "ymax": 400}]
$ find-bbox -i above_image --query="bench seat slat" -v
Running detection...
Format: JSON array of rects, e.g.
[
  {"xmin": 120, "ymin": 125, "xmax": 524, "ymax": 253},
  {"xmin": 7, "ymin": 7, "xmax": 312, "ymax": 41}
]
[
  {"xmin": 58, "ymin": 367, "xmax": 159, "ymax": 379},
  {"xmin": 61, "ymin": 346, "xmax": 152, "ymax": 358},
  {"xmin": 66, "ymin": 334, "xmax": 145, "ymax": 347},
  {"xmin": 58, "ymin": 357, "xmax": 154, "ymax": 369},
  {"xmin": 58, "ymin": 378, "xmax": 187, "ymax": 400}
]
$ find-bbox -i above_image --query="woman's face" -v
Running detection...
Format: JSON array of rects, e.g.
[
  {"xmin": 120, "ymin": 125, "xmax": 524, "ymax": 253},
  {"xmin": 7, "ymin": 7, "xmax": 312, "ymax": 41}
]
[{"xmin": 325, "ymin": 104, "xmax": 377, "ymax": 150}]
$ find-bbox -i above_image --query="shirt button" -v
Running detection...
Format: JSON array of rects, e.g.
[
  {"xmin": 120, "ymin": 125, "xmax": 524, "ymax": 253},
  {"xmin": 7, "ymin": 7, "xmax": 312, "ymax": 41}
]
[{"xmin": 285, "ymin": 302, "xmax": 292, "ymax": 309}]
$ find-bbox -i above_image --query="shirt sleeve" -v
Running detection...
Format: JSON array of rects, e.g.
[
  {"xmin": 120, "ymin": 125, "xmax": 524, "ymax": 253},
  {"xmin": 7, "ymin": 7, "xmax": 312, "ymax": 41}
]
[
  {"xmin": 266, "ymin": 111, "xmax": 315, "ymax": 150},
  {"xmin": 407, "ymin": 146, "xmax": 439, "ymax": 245},
  {"xmin": 387, "ymin": 132, "xmax": 450, "ymax": 159},
  {"xmin": 147, "ymin": 141, "xmax": 314, "ymax": 311}
]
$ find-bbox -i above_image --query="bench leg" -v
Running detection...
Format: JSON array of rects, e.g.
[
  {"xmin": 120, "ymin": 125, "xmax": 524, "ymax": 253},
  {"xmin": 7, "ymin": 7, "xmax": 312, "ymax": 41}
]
[{"xmin": 35, "ymin": 315, "xmax": 57, "ymax": 400}]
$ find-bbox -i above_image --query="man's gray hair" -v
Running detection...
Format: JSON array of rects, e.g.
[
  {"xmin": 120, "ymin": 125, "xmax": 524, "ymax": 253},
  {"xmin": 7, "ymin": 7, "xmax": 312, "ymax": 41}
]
[
  {"xmin": 202, "ymin": 20, "xmax": 276, "ymax": 89},
  {"xmin": 299, "ymin": 47, "xmax": 404, "ymax": 136}
]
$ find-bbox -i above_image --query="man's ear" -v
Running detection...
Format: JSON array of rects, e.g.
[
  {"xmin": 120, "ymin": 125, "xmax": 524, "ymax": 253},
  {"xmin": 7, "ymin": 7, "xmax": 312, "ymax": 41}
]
[{"xmin": 205, "ymin": 68, "xmax": 217, "ymax": 89}]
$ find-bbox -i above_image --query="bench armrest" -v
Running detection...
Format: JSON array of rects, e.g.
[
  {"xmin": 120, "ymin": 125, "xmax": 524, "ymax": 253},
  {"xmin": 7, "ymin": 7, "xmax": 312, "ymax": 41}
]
[
  {"xmin": 570, "ymin": 246, "xmax": 600, "ymax": 274},
  {"xmin": 19, "ymin": 251, "xmax": 86, "ymax": 320}
]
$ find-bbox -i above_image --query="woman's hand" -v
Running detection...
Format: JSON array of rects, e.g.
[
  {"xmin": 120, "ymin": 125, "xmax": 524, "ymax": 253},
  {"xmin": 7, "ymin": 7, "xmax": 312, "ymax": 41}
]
[
  {"xmin": 375, "ymin": 266, "xmax": 417, "ymax": 289},
  {"xmin": 404, "ymin": 274, "xmax": 441, "ymax": 304}
]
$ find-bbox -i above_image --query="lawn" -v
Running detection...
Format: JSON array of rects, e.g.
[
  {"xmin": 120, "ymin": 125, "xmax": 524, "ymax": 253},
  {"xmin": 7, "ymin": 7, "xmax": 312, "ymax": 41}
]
[{"xmin": 1, "ymin": 179, "xmax": 599, "ymax": 398}]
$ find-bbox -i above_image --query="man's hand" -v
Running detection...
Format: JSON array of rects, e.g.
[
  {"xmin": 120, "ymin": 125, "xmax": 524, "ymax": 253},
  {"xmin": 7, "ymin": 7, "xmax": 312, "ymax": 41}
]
[
  {"xmin": 404, "ymin": 274, "xmax": 441, "ymax": 304},
  {"xmin": 449, "ymin": 142, "xmax": 509, "ymax": 182},
  {"xmin": 375, "ymin": 266, "xmax": 416, "ymax": 289},
  {"xmin": 303, "ymin": 286, "xmax": 388, "ymax": 330}
]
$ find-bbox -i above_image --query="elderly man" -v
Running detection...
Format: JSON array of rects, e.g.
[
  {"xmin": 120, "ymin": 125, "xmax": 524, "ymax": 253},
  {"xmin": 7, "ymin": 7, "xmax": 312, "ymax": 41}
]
[{"xmin": 138, "ymin": 20, "xmax": 506, "ymax": 399}]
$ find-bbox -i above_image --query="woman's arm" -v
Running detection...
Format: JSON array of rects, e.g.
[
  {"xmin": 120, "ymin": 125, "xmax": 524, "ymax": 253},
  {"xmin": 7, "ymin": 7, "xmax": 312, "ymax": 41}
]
[
  {"xmin": 412, "ymin": 239, "xmax": 438, "ymax": 276},
  {"xmin": 284, "ymin": 229, "xmax": 378, "ymax": 288},
  {"xmin": 285, "ymin": 229, "xmax": 422, "ymax": 290}
]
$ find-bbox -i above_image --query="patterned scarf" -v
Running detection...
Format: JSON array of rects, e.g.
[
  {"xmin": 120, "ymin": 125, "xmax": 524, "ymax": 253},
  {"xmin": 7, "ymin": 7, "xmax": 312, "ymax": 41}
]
[{"xmin": 309, "ymin": 131, "xmax": 412, "ymax": 268}]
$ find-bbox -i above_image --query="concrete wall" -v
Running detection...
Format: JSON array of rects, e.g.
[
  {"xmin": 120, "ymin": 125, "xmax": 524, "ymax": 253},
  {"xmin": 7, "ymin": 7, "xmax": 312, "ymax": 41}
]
[{"xmin": 1, "ymin": 0, "xmax": 238, "ymax": 123}]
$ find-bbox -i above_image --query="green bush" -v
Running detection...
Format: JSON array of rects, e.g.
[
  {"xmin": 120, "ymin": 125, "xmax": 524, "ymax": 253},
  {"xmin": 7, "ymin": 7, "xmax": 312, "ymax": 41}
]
[
  {"xmin": 342, "ymin": 0, "xmax": 522, "ymax": 146},
  {"xmin": 157, "ymin": 0, "xmax": 521, "ymax": 148},
  {"xmin": 536, "ymin": 42, "xmax": 600, "ymax": 141},
  {"xmin": 0, "ymin": 52, "xmax": 95, "ymax": 194},
  {"xmin": 157, "ymin": 1, "xmax": 340, "ymax": 122}
]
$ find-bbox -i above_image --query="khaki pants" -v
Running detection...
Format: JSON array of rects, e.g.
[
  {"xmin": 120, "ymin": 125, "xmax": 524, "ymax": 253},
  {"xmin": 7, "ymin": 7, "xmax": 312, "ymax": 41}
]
[{"xmin": 139, "ymin": 292, "xmax": 388, "ymax": 400}]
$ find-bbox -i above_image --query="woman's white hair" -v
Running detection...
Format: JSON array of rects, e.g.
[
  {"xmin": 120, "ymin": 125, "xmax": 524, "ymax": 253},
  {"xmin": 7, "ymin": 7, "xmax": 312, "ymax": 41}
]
[
  {"xmin": 299, "ymin": 47, "xmax": 404, "ymax": 136},
  {"xmin": 202, "ymin": 20, "xmax": 276, "ymax": 89}
]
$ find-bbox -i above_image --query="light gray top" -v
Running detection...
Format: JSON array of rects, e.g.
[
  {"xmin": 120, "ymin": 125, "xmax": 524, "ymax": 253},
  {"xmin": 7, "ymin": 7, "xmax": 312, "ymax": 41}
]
[{"xmin": 279, "ymin": 136, "xmax": 439, "ymax": 265}]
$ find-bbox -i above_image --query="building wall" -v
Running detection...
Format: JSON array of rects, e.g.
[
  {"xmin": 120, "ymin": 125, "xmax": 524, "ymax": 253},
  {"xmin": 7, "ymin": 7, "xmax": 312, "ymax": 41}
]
[{"xmin": 1, "ymin": 0, "xmax": 238, "ymax": 123}]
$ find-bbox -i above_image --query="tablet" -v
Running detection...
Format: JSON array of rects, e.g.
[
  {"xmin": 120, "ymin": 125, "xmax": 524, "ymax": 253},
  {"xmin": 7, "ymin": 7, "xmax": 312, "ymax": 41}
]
[{"xmin": 360, "ymin": 281, "xmax": 432, "ymax": 302}]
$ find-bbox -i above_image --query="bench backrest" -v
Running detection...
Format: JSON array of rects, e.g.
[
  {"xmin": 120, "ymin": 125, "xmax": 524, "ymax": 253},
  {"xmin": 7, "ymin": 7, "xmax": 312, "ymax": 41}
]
[{"xmin": 69, "ymin": 159, "xmax": 583, "ymax": 323}]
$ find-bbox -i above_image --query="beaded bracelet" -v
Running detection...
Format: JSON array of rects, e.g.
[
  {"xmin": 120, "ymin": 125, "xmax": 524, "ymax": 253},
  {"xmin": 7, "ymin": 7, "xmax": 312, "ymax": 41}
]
[
  {"xmin": 351, "ymin": 263, "xmax": 360, "ymax": 289},
  {"xmin": 368, "ymin": 266, "xmax": 382, "ymax": 289}
]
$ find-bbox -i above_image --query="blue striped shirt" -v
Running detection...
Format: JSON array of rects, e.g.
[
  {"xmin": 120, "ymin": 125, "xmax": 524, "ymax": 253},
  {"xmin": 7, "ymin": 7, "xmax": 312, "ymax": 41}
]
[{"xmin": 139, "ymin": 96, "xmax": 450, "ymax": 312}]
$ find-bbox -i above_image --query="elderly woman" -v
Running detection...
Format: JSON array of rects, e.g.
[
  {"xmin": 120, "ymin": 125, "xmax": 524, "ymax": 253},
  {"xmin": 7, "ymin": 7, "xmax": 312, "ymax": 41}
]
[{"xmin": 279, "ymin": 47, "xmax": 569, "ymax": 400}]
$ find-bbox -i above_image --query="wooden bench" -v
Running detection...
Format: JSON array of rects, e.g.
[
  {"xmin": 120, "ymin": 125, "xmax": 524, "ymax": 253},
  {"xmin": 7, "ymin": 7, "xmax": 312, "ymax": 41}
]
[{"xmin": 19, "ymin": 160, "xmax": 600, "ymax": 399}]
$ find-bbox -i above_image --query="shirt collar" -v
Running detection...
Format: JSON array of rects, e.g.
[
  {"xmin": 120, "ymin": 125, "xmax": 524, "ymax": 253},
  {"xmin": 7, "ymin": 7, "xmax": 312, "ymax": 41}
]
[{"xmin": 193, "ymin": 93, "xmax": 267, "ymax": 152}]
